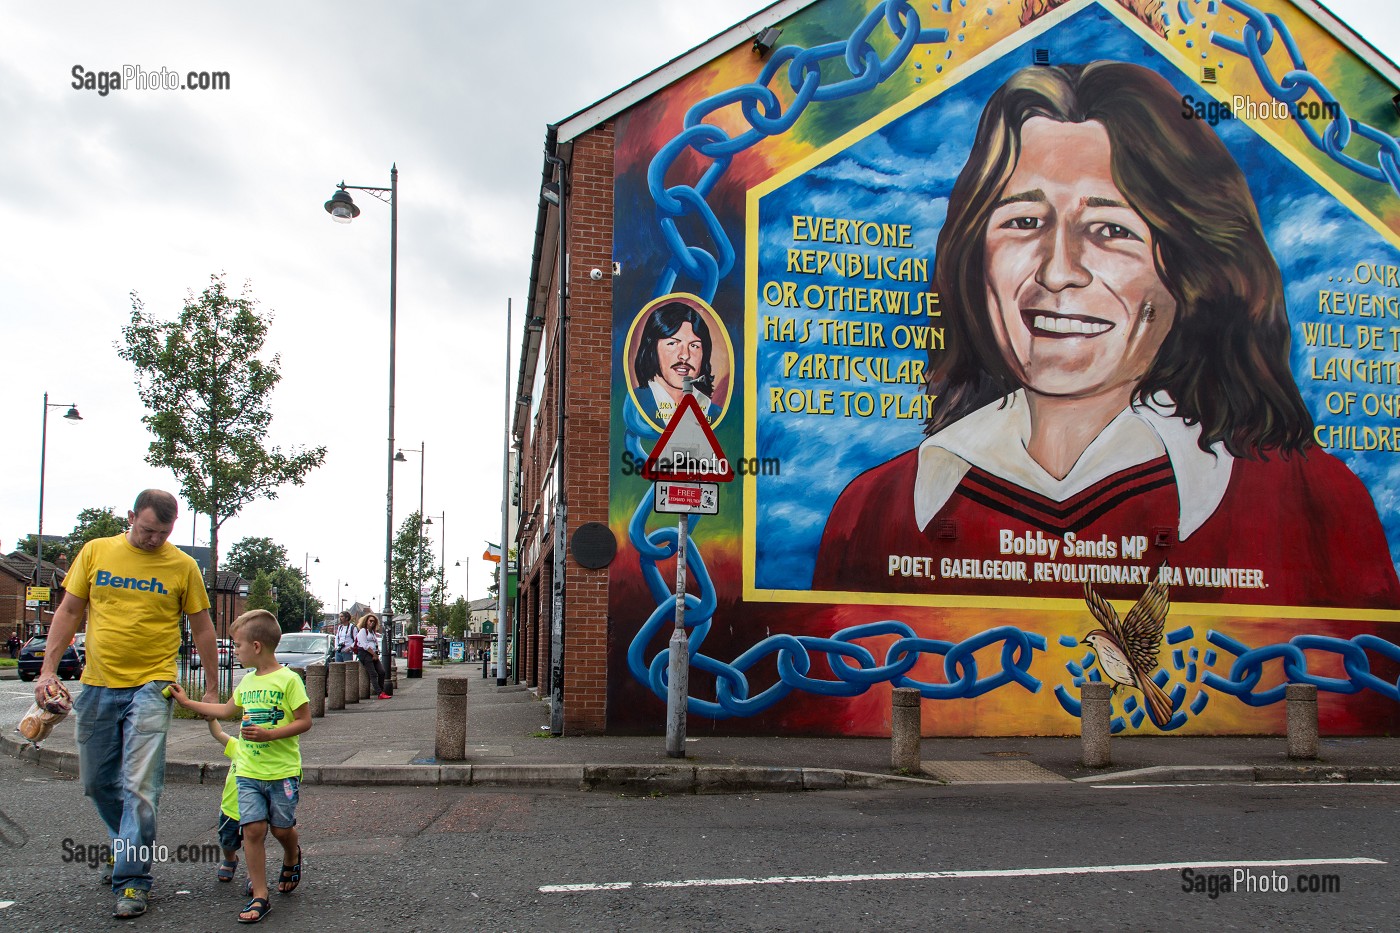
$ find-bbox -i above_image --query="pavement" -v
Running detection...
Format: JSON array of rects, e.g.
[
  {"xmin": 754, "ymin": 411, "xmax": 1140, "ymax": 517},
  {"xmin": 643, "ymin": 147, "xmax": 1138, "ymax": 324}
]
[{"xmin": 4, "ymin": 662, "xmax": 1400, "ymax": 792}]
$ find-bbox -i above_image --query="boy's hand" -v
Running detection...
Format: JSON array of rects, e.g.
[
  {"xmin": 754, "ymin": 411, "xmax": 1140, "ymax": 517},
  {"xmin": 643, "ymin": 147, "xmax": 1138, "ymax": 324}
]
[{"xmin": 241, "ymin": 723, "xmax": 273, "ymax": 742}]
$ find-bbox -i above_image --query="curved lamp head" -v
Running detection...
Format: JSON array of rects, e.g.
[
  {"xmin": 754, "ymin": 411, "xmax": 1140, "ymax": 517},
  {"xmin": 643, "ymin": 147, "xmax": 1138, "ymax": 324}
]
[
  {"xmin": 324, "ymin": 188, "xmax": 360, "ymax": 223},
  {"xmin": 63, "ymin": 406, "xmax": 82, "ymax": 421},
  {"xmin": 393, "ymin": 450, "xmax": 408, "ymax": 462}
]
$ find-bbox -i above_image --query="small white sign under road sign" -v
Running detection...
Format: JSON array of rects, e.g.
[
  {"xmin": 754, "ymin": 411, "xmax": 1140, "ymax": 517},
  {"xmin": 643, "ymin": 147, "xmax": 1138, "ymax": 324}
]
[{"xmin": 654, "ymin": 481, "xmax": 719, "ymax": 515}]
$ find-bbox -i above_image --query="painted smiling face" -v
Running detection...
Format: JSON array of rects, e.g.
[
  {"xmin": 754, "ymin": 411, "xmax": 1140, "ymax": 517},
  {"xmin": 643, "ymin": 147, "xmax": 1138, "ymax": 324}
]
[{"xmin": 983, "ymin": 117, "xmax": 1177, "ymax": 402}]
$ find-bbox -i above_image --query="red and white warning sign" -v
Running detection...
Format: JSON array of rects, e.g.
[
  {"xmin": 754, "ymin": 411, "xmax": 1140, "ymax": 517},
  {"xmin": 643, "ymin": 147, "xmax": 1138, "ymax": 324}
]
[
  {"xmin": 654, "ymin": 481, "xmax": 718, "ymax": 515},
  {"xmin": 642, "ymin": 393, "xmax": 734, "ymax": 482}
]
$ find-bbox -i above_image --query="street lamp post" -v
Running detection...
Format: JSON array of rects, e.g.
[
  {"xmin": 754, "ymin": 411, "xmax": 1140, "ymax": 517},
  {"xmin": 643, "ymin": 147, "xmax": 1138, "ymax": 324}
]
[
  {"xmin": 394, "ymin": 443, "xmax": 425, "ymax": 635},
  {"xmin": 303, "ymin": 553, "xmax": 319, "ymax": 628},
  {"xmin": 424, "ymin": 512, "xmax": 445, "ymax": 645},
  {"xmin": 31, "ymin": 393, "xmax": 82, "ymax": 639},
  {"xmin": 325, "ymin": 166, "xmax": 398, "ymax": 685}
]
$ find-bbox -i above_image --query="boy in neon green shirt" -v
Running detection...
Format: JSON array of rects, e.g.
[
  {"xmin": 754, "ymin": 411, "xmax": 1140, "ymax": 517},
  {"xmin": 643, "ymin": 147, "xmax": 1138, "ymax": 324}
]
[{"xmin": 172, "ymin": 610, "xmax": 309, "ymax": 925}]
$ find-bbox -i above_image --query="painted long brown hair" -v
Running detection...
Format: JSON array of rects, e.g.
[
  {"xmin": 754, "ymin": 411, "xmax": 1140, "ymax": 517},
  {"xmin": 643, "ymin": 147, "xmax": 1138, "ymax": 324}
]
[{"xmin": 928, "ymin": 62, "xmax": 1312, "ymax": 457}]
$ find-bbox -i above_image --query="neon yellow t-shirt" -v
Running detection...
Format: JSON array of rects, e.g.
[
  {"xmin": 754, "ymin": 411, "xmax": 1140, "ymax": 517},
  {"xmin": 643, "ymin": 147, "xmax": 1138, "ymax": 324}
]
[
  {"xmin": 221, "ymin": 737, "xmax": 241, "ymax": 819},
  {"xmin": 65, "ymin": 534, "xmax": 211, "ymax": 688},
  {"xmin": 233, "ymin": 666, "xmax": 308, "ymax": 781}
]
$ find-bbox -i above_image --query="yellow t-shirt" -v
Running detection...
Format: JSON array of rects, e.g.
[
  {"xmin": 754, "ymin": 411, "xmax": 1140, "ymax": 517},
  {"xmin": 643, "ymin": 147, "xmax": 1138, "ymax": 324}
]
[
  {"xmin": 65, "ymin": 534, "xmax": 211, "ymax": 688},
  {"xmin": 221, "ymin": 737, "xmax": 241, "ymax": 819},
  {"xmin": 233, "ymin": 666, "xmax": 308, "ymax": 781}
]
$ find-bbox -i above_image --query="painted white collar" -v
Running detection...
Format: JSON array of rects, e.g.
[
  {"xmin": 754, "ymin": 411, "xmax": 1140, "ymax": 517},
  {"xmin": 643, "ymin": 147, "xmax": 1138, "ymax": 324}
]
[
  {"xmin": 647, "ymin": 377, "xmax": 711, "ymax": 417},
  {"xmin": 913, "ymin": 391, "xmax": 1233, "ymax": 541}
]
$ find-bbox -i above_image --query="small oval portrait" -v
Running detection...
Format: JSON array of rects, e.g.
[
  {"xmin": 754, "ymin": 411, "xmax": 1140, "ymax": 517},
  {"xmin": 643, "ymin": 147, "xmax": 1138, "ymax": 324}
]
[{"xmin": 624, "ymin": 293, "xmax": 733, "ymax": 432}]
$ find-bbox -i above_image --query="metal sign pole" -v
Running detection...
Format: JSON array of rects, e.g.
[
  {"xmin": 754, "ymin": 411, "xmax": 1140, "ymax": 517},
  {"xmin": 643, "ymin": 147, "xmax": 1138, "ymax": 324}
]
[
  {"xmin": 665, "ymin": 510, "xmax": 689, "ymax": 757},
  {"xmin": 664, "ymin": 376, "xmax": 695, "ymax": 758}
]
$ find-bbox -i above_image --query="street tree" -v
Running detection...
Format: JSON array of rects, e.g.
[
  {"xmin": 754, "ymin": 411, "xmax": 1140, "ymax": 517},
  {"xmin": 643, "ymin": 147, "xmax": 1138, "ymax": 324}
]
[
  {"xmin": 66, "ymin": 507, "xmax": 130, "ymax": 555},
  {"xmin": 117, "ymin": 273, "xmax": 326, "ymax": 603},
  {"xmin": 446, "ymin": 597, "xmax": 468, "ymax": 640},
  {"xmin": 12, "ymin": 534, "xmax": 63, "ymax": 564},
  {"xmin": 391, "ymin": 510, "xmax": 440, "ymax": 631},
  {"xmin": 246, "ymin": 570, "xmax": 278, "ymax": 613},
  {"xmin": 227, "ymin": 536, "xmax": 289, "ymax": 581}
]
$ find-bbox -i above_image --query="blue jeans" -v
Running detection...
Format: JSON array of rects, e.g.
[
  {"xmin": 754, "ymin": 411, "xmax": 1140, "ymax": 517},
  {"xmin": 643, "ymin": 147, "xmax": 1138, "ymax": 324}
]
[
  {"xmin": 73, "ymin": 682, "xmax": 171, "ymax": 894},
  {"xmin": 334, "ymin": 648, "xmax": 354, "ymax": 662}
]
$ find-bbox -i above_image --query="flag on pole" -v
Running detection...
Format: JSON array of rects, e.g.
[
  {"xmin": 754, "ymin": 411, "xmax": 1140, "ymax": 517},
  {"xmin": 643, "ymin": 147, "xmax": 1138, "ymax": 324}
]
[{"xmin": 483, "ymin": 542, "xmax": 502, "ymax": 563}]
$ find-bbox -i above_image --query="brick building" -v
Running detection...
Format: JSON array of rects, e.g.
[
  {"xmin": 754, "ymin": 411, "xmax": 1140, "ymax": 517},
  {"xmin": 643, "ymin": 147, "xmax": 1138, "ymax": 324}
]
[
  {"xmin": 0, "ymin": 551, "xmax": 68, "ymax": 643},
  {"xmin": 512, "ymin": 0, "xmax": 1400, "ymax": 738}
]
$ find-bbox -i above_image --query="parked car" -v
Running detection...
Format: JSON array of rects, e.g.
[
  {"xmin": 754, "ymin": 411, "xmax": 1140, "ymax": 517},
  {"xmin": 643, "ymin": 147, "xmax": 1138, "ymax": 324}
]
[
  {"xmin": 190, "ymin": 637, "xmax": 235, "ymax": 670},
  {"xmin": 272, "ymin": 632, "xmax": 334, "ymax": 671},
  {"xmin": 17, "ymin": 636, "xmax": 84, "ymax": 682}
]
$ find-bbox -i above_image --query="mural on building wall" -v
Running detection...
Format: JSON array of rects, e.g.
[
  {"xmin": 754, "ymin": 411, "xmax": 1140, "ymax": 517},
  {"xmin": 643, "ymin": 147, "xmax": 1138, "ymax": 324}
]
[{"xmin": 608, "ymin": 0, "xmax": 1400, "ymax": 736}]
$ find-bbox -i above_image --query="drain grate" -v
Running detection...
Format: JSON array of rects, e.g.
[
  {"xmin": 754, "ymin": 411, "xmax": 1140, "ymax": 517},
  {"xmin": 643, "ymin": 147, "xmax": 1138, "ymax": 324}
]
[{"xmin": 921, "ymin": 760, "xmax": 1068, "ymax": 783}]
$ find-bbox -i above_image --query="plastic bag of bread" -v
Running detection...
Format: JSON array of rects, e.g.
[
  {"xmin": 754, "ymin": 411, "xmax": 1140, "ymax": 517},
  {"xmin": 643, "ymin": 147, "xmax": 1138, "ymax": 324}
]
[{"xmin": 18, "ymin": 683, "xmax": 73, "ymax": 745}]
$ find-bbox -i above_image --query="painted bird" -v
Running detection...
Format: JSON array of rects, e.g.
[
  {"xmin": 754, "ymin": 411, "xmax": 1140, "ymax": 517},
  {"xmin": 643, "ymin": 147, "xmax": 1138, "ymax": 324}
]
[{"xmin": 1081, "ymin": 575, "xmax": 1174, "ymax": 728}]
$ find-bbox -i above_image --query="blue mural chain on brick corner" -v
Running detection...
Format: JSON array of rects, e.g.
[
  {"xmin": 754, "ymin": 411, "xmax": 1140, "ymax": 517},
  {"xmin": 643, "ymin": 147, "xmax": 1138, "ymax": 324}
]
[
  {"xmin": 625, "ymin": 0, "xmax": 1400, "ymax": 720},
  {"xmin": 1213, "ymin": 0, "xmax": 1400, "ymax": 194},
  {"xmin": 626, "ymin": 485, "xmax": 1048, "ymax": 718}
]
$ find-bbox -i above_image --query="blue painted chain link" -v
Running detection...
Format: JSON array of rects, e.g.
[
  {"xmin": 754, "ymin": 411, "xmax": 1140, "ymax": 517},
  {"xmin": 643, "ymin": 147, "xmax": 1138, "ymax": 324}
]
[
  {"xmin": 645, "ymin": 0, "xmax": 947, "ymax": 303},
  {"xmin": 625, "ymin": 488, "xmax": 1046, "ymax": 717},
  {"xmin": 1212, "ymin": 0, "xmax": 1400, "ymax": 194},
  {"xmin": 1202, "ymin": 630, "xmax": 1400, "ymax": 706}
]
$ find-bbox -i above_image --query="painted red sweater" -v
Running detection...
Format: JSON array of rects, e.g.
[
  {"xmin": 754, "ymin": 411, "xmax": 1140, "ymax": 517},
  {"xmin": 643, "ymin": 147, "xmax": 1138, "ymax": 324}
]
[{"xmin": 812, "ymin": 447, "xmax": 1400, "ymax": 609}]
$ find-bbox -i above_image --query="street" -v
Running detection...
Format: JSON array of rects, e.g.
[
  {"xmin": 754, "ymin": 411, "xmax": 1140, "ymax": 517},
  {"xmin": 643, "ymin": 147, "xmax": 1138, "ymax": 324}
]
[{"xmin": 0, "ymin": 751, "xmax": 1395, "ymax": 931}]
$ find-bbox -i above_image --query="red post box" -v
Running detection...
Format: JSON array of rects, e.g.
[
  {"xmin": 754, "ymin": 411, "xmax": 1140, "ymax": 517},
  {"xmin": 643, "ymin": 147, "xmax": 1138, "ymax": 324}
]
[{"xmin": 407, "ymin": 633, "xmax": 425, "ymax": 678}]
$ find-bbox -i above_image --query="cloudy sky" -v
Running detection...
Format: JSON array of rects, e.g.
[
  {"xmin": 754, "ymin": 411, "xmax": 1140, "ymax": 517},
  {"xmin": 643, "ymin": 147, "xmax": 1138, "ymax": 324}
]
[{"xmin": 1, "ymin": 0, "xmax": 1396, "ymax": 613}]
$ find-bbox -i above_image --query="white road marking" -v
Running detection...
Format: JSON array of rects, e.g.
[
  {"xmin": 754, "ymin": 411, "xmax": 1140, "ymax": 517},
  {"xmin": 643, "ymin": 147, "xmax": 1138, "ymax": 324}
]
[
  {"xmin": 540, "ymin": 857, "xmax": 1385, "ymax": 893},
  {"xmin": 0, "ymin": 901, "xmax": 14, "ymax": 909},
  {"xmin": 1094, "ymin": 782, "xmax": 1400, "ymax": 789}
]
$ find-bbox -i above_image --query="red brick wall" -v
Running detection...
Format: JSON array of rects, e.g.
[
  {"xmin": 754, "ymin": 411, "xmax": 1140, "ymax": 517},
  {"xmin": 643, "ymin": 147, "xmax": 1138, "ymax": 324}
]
[{"xmin": 515, "ymin": 124, "xmax": 617, "ymax": 734}]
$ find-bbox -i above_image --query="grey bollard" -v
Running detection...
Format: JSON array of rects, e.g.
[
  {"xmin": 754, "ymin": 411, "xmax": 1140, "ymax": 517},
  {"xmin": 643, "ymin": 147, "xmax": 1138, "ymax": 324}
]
[
  {"xmin": 1080, "ymin": 682, "xmax": 1113, "ymax": 767},
  {"xmin": 342, "ymin": 661, "xmax": 359, "ymax": 705},
  {"xmin": 435, "ymin": 677, "xmax": 469, "ymax": 761},
  {"xmin": 359, "ymin": 661, "xmax": 371, "ymax": 700},
  {"xmin": 1286, "ymin": 683, "xmax": 1319, "ymax": 759},
  {"xmin": 326, "ymin": 661, "xmax": 345, "ymax": 711},
  {"xmin": 890, "ymin": 687, "xmax": 922, "ymax": 773},
  {"xmin": 306, "ymin": 664, "xmax": 326, "ymax": 718}
]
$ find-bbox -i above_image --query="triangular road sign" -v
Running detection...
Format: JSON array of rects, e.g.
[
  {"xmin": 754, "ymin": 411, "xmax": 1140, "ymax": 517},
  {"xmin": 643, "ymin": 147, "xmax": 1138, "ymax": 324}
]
[{"xmin": 642, "ymin": 393, "xmax": 734, "ymax": 482}]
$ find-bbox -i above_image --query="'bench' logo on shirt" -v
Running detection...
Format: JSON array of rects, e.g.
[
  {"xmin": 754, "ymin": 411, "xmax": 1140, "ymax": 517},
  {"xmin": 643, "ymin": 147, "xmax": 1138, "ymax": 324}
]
[{"xmin": 94, "ymin": 570, "xmax": 169, "ymax": 594}]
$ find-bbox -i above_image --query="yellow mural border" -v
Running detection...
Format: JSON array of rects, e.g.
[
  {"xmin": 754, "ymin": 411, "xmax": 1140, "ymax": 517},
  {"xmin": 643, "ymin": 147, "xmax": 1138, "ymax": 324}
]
[{"xmin": 740, "ymin": 0, "xmax": 1400, "ymax": 622}]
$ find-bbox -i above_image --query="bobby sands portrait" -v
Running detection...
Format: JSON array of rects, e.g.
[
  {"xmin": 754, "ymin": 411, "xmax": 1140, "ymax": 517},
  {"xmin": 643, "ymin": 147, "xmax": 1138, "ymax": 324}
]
[{"xmin": 813, "ymin": 61, "xmax": 1400, "ymax": 609}]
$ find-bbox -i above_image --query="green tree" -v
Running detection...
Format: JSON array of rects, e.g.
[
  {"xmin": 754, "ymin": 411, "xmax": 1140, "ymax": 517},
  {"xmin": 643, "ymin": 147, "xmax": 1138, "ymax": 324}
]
[
  {"xmin": 390, "ymin": 511, "xmax": 440, "ymax": 631},
  {"xmin": 117, "ymin": 273, "xmax": 326, "ymax": 599},
  {"xmin": 66, "ymin": 507, "xmax": 130, "ymax": 556},
  {"xmin": 226, "ymin": 536, "xmax": 288, "ymax": 581},
  {"xmin": 446, "ymin": 596, "xmax": 468, "ymax": 640},
  {"xmin": 245, "ymin": 570, "xmax": 278, "ymax": 612},
  {"xmin": 12, "ymin": 534, "xmax": 63, "ymax": 564}
]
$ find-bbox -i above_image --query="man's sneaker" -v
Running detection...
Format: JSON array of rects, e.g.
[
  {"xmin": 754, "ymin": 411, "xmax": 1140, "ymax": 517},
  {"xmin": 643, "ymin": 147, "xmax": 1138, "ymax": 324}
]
[
  {"xmin": 113, "ymin": 887, "xmax": 148, "ymax": 919},
  {"xmin": 377, "ymin": 692, "xmax": 391, "ymax": 699}
]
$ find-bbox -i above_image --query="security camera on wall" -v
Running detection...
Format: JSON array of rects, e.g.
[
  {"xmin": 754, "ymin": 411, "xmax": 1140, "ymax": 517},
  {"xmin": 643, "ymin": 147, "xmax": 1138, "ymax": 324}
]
[{"xmin": 589, "ymin": 268, "xmax": 604, "ymax": 280}]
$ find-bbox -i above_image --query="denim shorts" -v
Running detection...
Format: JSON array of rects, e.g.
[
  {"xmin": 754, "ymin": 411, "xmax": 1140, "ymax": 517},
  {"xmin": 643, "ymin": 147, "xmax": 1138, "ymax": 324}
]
[
  {"xmin": 217, "ymin": 812, "xmax": 243, "ymax": 851},
  {"xmin": 235, "ymin": 776, "xmax": 299, "ymax": 829}
]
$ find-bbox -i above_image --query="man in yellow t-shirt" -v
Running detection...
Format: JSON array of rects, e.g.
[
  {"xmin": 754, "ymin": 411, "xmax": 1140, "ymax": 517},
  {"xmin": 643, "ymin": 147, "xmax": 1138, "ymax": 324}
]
[{"xmin": 35, "ymin": 489, "xmax": 218, "ymax": 920}]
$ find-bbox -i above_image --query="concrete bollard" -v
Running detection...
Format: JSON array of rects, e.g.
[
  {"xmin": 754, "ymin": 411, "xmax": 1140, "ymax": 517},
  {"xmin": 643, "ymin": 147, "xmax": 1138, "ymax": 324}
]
[
  {"xmin": 306, "ymin": 664, "xmax": 326, "ymax": 718},
  {"xmin": 326, "ymin": 661, "xmax": 345, "ymax": 711},
  {"xmin": 890, "ymin": 687, "xmax": 922, "ymax": 773},
  {"xmin": 1080, "ymin": 682, "xmax": 1113, "ymax": 768},
  {"xmin": 342, "ymin": 661, "xmax": 359, "ymax": 705},
  {"xmin": 1286, "ymin": 683, "xmax": 1319, "ymax": 759},
  {"xmin": 435, "ymin": 677, "xmax": 469, "ymax": 761},
  {"xmin": 359, "ymin": 661, "xmax": 371, "ymax": 700}
]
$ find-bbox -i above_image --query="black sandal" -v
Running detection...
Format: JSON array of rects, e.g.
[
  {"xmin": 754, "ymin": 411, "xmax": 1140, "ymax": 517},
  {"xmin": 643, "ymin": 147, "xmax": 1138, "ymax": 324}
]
[
  {"xmin": 277, "ymin": 846, "xmax": 302, "ymax": 894},
  {"xmin": 217, "ymin": 857, "xmax": 238, "ymax": 882},
  {"xmin": 237, "ymin": 897, "xmax": 271, "ymax": 924}
]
